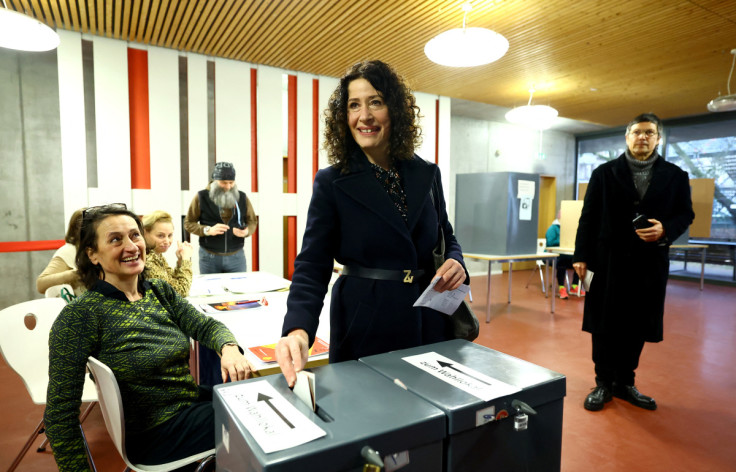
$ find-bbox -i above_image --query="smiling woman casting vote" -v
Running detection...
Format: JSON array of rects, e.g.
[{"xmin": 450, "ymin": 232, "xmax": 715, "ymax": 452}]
[{"xmin": 44, "ymin": 203, "xmax": 255, "ymax": 471}]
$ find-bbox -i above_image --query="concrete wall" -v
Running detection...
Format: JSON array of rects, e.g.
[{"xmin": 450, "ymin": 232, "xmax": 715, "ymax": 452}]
[{"xmin": 0, "ymin": 49, "xmax": 64, "ymax": 307}]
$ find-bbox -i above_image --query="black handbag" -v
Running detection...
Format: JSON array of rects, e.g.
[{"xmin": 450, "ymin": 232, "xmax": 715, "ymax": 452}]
[{"xmin": 429, "ymin": 177, "xmax": 479, "ymax": 342}]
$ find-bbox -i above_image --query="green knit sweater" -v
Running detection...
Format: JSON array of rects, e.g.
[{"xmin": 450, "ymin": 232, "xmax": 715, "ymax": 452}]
[{"xmin": 44, "ymin": 278, "xmax": 236, "ymax": 471}]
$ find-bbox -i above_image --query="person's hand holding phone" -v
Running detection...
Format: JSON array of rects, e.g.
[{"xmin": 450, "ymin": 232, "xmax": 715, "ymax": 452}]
[{"xmin": 635, "ymin": 217, "xmax": 664, "ymax": 242}]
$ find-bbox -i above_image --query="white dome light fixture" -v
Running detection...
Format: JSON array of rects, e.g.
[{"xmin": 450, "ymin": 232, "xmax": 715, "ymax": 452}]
[
  {"xmin": 505, "ymin": 87, "xmax": 559, "ymax": 130},
  {"xmin": 425, "ymin": 2, "xmax": 508, "ymax": 68},
  {"xmin": 707, "ymin": 49, "xmax": 736, "ymax": 112},
  {"xmin": 0, "ymin": 4, "xmax": 60, "ymax": 52}
]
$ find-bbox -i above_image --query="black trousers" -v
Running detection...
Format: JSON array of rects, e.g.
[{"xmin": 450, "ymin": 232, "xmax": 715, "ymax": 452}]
[
  {"xmin": 126, "ymin": 385, "xmax": 215, "ymax": 469},
  {"xmin": 592, "ymin": 332, "xmax": 646, "ymax": 387},
  {"xmin": 556, "ymin": 254, "xmax": 579, "ymax": 286}
]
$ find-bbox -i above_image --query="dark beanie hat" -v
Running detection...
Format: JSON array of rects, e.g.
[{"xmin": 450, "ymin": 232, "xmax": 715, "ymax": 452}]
[{"xmin": 212, "ymin": 162, "xmax": 236, "ymax": 180}]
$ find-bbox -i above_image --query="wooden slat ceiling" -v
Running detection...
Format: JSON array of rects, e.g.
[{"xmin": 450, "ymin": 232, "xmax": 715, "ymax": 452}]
[{"xmin": 6, "ymin": 0, "xmax": 736, "ymax": 127}]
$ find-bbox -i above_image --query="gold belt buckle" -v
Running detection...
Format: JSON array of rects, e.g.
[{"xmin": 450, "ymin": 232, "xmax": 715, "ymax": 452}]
[{"xmin": 403, "ymin": 270, "xmax": 414, "ymax": 283}]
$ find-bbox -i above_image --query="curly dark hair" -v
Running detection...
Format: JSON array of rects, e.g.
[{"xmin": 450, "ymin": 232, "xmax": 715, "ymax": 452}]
[
  {"xmin": 324, "ymin": 60, "xmax": 422, "ymax": 173},
  {"xmin": 76, "ymin": 204, "xmax": 145, "ymax": 289}
]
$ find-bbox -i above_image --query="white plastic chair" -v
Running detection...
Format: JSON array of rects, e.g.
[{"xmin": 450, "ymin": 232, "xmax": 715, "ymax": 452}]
[
  {"xmin": 87, "ymin": 356, "xmax": 216, "ymax": 472},
  {"xmin": 525, "ymin": 238, "xmax": 548, "ymax": 294},
  {"xmin": 44, "ymin": 283, "xmax": 76, "ymax": 301},
  {"xmin": 0, "ymin": 298, "xmax": 98, "ymax": 471}
]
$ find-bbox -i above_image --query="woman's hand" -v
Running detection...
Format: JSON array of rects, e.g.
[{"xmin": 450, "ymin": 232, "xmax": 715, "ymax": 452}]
[
  {"xmin": 275, "ymin": 329, "xmax": 309, "ymax": 388},
  {"xmin": 176, "ymin": 241, "xmax": 193, "ymax": 261},
  {"xmin": 433, "ymin": 258, "xmax": 467, "ymax": 292},
  {"xmin": 220, "ymin": 344, "xmax": 257, "ymax": 382}
]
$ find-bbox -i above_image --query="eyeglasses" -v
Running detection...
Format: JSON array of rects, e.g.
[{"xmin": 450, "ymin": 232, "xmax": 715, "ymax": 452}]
[
  {"xmin": 82, "ymin": 203, "xmax": 127, "ymax": 219},
  {"xmin": 628, "ymin": 130, "xmax": 658, "ymax": 138}
]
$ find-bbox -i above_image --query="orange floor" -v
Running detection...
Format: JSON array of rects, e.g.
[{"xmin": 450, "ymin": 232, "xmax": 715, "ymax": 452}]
[{"xmin": 1, "ymin": 273, "xmax": 734, "ymax": 471}]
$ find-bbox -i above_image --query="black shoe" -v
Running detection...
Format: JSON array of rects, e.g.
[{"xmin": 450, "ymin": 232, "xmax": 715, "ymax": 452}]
[
  {"xmin": 613, "ymin": 384, "xmax": 657, "ymax": 410},
  {"xmin": 584, "ymin": 385, "xmax": 612, "ymax": 411}
]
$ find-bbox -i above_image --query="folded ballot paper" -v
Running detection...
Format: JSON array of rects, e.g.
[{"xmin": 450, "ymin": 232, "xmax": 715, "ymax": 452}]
[
  {"xmin": 413, "ymin": 276, "xmax": 470, "ymax": 315},
  {"xmin": 582, "ymin": 269, "xmax": 594, "ymax": 292},
  {"xmin": 292, "ymin": 371, "xmax": 316, "ymax": 411}
]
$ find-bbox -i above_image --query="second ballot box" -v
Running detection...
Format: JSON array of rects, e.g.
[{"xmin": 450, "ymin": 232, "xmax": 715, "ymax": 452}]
[
  {"xmin": 360, "ymin": 339, "xmax": 566, "ymax": 472},
  {"xmin": 213, "ymin": 360, "xmax": 446, "ymax": 472}
]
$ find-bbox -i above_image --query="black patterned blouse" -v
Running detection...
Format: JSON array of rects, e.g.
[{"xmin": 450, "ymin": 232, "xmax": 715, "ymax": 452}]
[{"xmin": 370, "ymin": 162, "xmax": 408, "ymax": 222}]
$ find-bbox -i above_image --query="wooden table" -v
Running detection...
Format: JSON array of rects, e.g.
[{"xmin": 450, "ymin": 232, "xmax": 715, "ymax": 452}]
[{"xmin": 463, "ymin": 252, "xmax": 560, "ymax": 323}]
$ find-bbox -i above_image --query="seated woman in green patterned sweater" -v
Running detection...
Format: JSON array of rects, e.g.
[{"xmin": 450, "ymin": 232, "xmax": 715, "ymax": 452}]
[{"xmin": 44, "ymin": 203, "xmax": 257, "ymax": 471}]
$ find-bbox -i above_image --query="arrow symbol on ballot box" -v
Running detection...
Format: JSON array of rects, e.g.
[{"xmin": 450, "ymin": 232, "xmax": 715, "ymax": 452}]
[
  {"xmin": 257, "ymin": 393, "xmax": 295, "ymax": 429},
  {"xmin": 437, "ymin": 361, "xmax": 492, "ymax": 386}
]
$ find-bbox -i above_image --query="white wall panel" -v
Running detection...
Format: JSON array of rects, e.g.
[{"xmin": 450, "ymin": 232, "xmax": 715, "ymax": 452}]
[
  {"xmin": 415, "ymin": 91, "xmax": 437, "ymax": 164},
  {"xmin": 295, "ymin": 72, "xmax": 315, "ymax": 253},
  {"xmin": 138, "ymin": 46, "xmax": 181, "ymax": 221},
  {"xmin": 214, "ymin": 58, "xmax": 251, "ymax": 189},
  {"xmin": 438, "ymin": 96, "xmax": 452, "ymax": 220},
  {"xmin": 56, "ymin": 30, "xmax": 88, "ymax": 220},
  {"xmin": 256, "ymin": 66, "xmax": 285, "ymax": 276},
  {"xmin": 91, "ymin": 37, "xmax": 131, "ymax": 205},
  {"xmin": 317, "ymin": 76, "xmax": 339, "ymax": 170}
]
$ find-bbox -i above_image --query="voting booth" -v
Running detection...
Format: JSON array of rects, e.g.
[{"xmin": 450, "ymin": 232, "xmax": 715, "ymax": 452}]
[
  {"xmin": 213, "ymin": 361, "xmax": 446, "ymax": 471},
  {"xmin": 360, "ymin": 339, "xmax": 566, "ymax": 472},
  {"xmin": 455, "ymin": 172, "xmax": 540, "ymax": 255}
]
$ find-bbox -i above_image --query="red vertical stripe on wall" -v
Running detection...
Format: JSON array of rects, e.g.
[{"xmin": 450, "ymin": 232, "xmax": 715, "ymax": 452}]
[
  {"xmin": 250, "ymin": 68, "xmax": 259, "ymax": 271},
  {"xmin": 287, "ymin": 216, "xmax": 296, "ymax": 280},
  {"xmin": 250, "ymin": 68, "xmax": 258, "ymax": 194},
  {"xmin": 435, "ymin": 99, "xmax": 440, "ymax": 165},
  {"xmin": 128, "ymin": 48, "xmax": 151, "ymax": 189},
  {"xmin": 287, "ymin": 75, "xmax": 297, "ymax": 193},
  {"xmin": 312, "ymin": 78, "xmax": 319, "ymax": 180}
]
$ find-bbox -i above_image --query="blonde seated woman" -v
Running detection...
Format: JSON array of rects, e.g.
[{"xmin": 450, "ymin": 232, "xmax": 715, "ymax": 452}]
[{"xmin": 142, "ymin": 211, "xmax": 193, "ymax": 297}]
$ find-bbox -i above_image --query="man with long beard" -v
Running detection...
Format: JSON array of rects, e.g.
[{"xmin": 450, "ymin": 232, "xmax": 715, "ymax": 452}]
[{"xmin": 185, "ymin": 162, "xmax": 257, "ymax": 274}]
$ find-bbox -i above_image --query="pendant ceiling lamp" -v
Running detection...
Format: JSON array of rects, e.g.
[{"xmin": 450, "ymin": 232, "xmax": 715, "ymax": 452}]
[
  {"xmin": 425, "ymin": 2, "xmax": 508, "ymax": 67},
  {"xmin": 707, "ymin": 48, "xmax": 736, "ymax": 112},
  {"xmin": 505, "ymin": 87, "xmax": 558, "ymax": 130},
  {"xmin": 0, "ymin": 2, "xmax": 60, "ymax": 52}
]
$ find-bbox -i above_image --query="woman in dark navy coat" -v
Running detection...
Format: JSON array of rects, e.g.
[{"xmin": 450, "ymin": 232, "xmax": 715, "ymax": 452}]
[{"xmin": 276, "ymin": 60, "xmax": 469, "ymax": 387}]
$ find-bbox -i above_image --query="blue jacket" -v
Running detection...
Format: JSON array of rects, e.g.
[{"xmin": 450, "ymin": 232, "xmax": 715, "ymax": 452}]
[{"xmin": 282, "ymin": 152, "xmax": 468, "ymax": 362}]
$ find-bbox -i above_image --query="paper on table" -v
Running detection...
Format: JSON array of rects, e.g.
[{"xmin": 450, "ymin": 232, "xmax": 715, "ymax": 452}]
[
  {"xmin": 413, "ymin": 277, "xmax": 470, "ymax": 315},
  {"xmin": 293, "ymin": 371, "xmax": 316, "ymax": 412},
  {"xmin": 224, "ymin": 273, "xmax": 291, "ymax": 293},
  {"xmin": 582, "ymin": 269, "xmax": 594, "ymax": 292}
]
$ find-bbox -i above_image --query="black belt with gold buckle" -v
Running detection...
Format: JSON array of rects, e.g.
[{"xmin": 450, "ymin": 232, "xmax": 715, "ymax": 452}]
[{"xmin": 341, "ymin": 265, "xmax": 425, "ymax": 284}]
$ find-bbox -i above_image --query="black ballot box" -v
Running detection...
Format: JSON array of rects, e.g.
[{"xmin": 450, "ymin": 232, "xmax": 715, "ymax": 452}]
[
  {"xmin": 360, "ymin": 339, "xmax": 566, "ymax": 472},
  {"xmin": 213, "ymin": 360, "xmax": 446, "ymax": 471}
]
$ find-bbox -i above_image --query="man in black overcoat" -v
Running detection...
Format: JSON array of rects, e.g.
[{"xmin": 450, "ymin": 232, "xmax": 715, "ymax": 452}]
[{"xmin": 573, "ymin": 113, "xmax": 694, "ymax": 412}]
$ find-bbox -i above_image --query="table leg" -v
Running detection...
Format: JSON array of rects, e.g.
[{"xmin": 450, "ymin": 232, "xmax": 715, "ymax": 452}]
[
  {"xmin": 700, "ymin": 247, "xmax": 706, "ymax": 290},
  {"xmin": 486, "ymin": 261, "xmax": 492, "ymax": 323},
  {"xmin": 551, "ymin": 257, "xmax": 556, "ymax": 314},
  {"xmin": 544, "ymin": 259, "xmax": 550, "ymax": 298},
  {"xmin": 684, "ymin": 250, "xmax": 688, "ymax": 271},
  {"xmin": 508, "ymin": 262, "xmax": 513, "ymax": 303}
]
